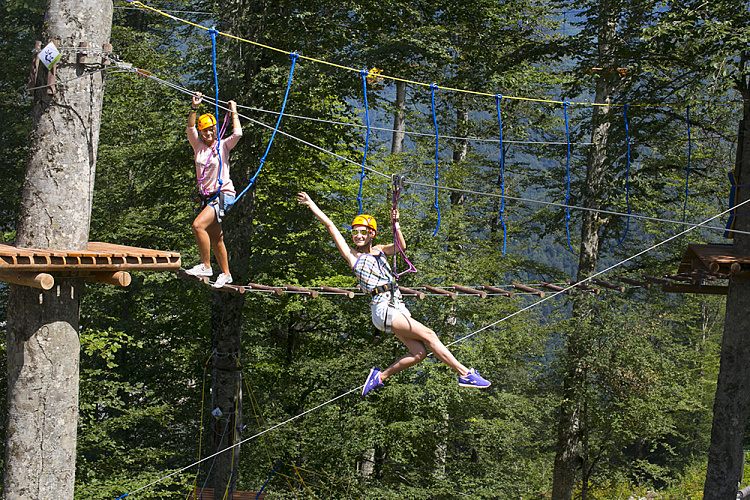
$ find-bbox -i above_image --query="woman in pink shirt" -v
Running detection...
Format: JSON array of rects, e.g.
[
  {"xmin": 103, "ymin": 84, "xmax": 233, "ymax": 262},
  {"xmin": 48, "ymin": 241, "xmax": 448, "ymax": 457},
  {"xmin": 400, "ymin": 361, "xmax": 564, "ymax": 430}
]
[{"xmin": 185, "ymin": 92, "xmax": 242, "ymax": 288}]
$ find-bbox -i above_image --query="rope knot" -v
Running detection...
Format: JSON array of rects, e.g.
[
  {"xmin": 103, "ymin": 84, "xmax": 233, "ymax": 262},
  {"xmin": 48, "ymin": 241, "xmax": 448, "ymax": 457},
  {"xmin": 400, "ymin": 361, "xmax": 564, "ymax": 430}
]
[{"xmin": 289, "ymin": 51, "xmax": 299, "ymax": 61}]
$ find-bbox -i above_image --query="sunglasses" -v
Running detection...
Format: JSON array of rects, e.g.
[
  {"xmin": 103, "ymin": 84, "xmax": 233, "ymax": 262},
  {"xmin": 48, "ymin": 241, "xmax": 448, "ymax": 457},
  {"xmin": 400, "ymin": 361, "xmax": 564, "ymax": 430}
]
[{"xmin": 351, "ymin": 229, "xmax": 370, "ymax": 236}]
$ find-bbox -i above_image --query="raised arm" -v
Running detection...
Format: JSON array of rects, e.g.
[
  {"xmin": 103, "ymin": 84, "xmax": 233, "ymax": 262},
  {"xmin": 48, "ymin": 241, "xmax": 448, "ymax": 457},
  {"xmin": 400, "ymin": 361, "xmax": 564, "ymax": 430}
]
[
  {"xmin": 297, "ymin": 192, "xmax": 358, "ymax": 267},
  {"xmin": 188, "ymin": 92, "xmax": 201, "ymax": 128},
  {"xmin": 379, "ymin": 208, "xmax": 406, "ymax": 256}
]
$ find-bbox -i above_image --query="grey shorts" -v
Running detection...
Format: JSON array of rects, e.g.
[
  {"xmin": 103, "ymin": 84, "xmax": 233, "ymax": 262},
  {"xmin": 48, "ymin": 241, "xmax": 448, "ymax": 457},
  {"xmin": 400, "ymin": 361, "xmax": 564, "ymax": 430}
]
[
  {"xmin": 371, "ymin": 296, "xmax": 410, "ymax": 332},
  {"xmin": 206, "ymin": 192, "xmax": 235, "ymax": 223}
]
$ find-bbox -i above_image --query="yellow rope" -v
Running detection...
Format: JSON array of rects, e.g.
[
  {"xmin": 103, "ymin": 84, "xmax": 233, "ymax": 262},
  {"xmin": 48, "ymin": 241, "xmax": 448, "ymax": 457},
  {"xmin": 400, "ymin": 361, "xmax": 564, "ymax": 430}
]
[{"xmin": 124, "ymin": 0, "xmax": 739, "ymax": 109}]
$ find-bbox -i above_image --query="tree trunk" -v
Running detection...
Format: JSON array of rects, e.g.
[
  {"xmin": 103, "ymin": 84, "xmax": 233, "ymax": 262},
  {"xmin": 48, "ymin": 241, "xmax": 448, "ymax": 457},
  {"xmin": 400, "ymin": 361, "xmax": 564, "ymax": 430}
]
[
  {"xmin": 451, "ymin": 104, "xmax": 468, "ymax": 206},
  {"xmin": 3, "ymin": 1, "xmax": 112, "ymax": 499},
  {"xmin": 551, "ymin": 12, "xmax": 618, "ymax": 500},
  {"xmin": 703, "ymin": 78, "xmax": 750, "ymax": 500},
  {"xmin": 391, "ymin": 81, "xmax": 406, "ymax": 154}
]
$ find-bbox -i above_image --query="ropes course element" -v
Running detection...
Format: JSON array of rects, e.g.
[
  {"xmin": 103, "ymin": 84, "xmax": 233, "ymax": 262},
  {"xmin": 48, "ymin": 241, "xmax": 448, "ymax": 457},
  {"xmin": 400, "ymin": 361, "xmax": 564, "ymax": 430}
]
[
  {"xmin": 430, "ymin": 84, "xmax": 441, "ymax": 236},
  {"xmin": 356, "ymin": 70, "xmax": 371, "ymax": 216},
  {"xmin": 233, "ymin": 52, "xmax": 299, "ymax": 206},
  {"xmin": 563, "ymin": 102, "xmax": 574, "ymax": 252},
  {"xmin": 683, "ymin": 105, "xmax": 692, "ymax": 227},
  {"xmin": 617, "ymin": 104, "xmax": 632, "ymax": 245},
  {"xmin": 391, "ymin": 175, "xmax": 417, "ymax": 279},
  {"xmin": 495, "ymin": 94, "xmax": 507, "ymax": 254},
  {"xmin": 119, "ymin": 196, "xmax": 750, "ymax": 500},
  {"xmin": 110, "ymin": 62, "xmax": 750, "ymax": 238},
  {"xmin": 124, "ymin": 0, "xmax": 723, "ymax": 110}
]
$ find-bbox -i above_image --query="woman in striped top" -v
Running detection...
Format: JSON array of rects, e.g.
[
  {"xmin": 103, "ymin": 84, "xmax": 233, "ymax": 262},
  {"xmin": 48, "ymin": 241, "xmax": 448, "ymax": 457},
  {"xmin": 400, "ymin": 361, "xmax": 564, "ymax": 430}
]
[{"xmin": 297, "ymin": 192, "xmax": 491, "ymax": 396}]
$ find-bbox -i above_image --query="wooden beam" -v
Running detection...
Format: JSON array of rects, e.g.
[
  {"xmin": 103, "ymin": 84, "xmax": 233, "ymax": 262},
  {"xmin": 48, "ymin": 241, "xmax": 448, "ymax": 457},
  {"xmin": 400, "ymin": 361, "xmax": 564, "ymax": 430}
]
[
  {"xmin": 592, "ymin": 279, "xmax": 625, "ymax": 292},
  {"xmin": 539, "ymin": 281, "xmax": 573, "ymax": 295},
  {"xmin": 398, "ymin": 286, "xmax": 426, "ymax": 300},
  {"xmin": 85, "ymin": 271, "xmax": 131, "ymax": 287},
  {"xmin": 247, "ymin": 283, "xmax": 283, "ymax": 296},
  {"xmin": 512, "ymin": 283, "xmax": 545, "ymax": 297},
  {"xmin": 284, "ymin": 285, "xmax": 318, "ymax": 298},
  {"xmin": 642, "ymin": 274, "xmax": 671, "ymax": 286},
  {"xmin": 451, "ymin": 284, "xmax": 487, "ymax": 298},
  {"xmin": 0, "ymin": 271, "xmax": 54, "ymax": 290},
  {"xmin": 480, "ymin": 283, "xmax": 514, "ymax": 298},
  {"xmin": 176, "ymin": 269, "xmax": 209, "ymax": 284},
  {"xmin": 424, "ymin": 285, "xmax": 457, "ymax": 299},
  {"xmin": 320, "ymin": 286, "xmax": 355, "ymax": 298},
  {"xmin": 566, "ymin": 280, "xmax": 600, "ymax": 294},
  {"xmin": 617, "ymin": 276, "xmax": 652, "ymax": 289},
  {"xmin": 662, "ymin": 284, "xmax": 728, "ymax": 295}
]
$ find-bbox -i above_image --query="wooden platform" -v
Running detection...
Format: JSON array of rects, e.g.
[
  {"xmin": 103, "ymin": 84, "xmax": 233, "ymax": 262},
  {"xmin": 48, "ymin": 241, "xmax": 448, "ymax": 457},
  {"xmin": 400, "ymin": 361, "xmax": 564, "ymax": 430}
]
[
  {"xmin": 677, "ymin": 243, "xmax": 750, "ymax": 276},
  {"xmin": 191, "ymin": 488, "xmax": 264, "ymax": 500},
  {"xmin": 0, "ymin": 241, "xmax": 180, "ymax": 289}
]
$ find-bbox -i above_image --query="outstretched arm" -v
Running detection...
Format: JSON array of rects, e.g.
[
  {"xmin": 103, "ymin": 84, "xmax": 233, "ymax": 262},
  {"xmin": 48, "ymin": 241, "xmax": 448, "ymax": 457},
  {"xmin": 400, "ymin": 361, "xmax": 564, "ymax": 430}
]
[
  {"xmin": 188, "ymin": 92, "xmax": 202, "ymax": 128},
  {"xmin": 297, "ymin": 192, "xmax": 358, "ymax": 267}
]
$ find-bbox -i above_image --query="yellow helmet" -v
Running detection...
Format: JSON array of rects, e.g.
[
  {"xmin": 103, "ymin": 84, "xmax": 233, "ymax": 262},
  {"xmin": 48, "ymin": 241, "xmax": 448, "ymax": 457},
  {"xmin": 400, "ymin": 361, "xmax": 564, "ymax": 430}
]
[
  {"xmin": 197, "ymin": 113, "xmax": 217, "ymax": 131},
  {"xmin": 351, "ymin": 214, "xmax": 377, "ymax": 236}
]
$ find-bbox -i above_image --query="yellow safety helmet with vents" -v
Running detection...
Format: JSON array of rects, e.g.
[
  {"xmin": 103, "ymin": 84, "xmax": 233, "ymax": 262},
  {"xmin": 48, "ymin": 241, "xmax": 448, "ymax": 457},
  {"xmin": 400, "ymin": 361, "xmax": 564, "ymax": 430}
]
[
  {"xmin": 197, "ymin": 113, "xmax": 217, "ymax": 131},
  {"xmin": 351, "ymin": 214, "xmax": 377, "ymax": 236}
]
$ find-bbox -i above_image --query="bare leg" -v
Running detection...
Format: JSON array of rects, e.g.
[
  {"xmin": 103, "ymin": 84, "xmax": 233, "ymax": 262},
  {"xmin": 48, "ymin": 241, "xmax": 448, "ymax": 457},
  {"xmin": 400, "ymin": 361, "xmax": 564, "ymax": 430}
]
[
  {"xmin": 192, "ymin": 206, "xmax": 216, "ymax": 267},
  {"xmin": 206, "ymin": 219, "xmax": 230, "ymax": 276},
  {"xmin": 380, "ymin": 313, "xmax": 469, "ymax": 381}
]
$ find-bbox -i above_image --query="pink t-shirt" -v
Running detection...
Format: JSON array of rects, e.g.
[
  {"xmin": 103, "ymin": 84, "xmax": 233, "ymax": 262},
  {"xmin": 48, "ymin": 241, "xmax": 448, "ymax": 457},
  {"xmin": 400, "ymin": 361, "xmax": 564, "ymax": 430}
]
[{"xmin": 187, "ymin": 126, "xmax": 242, "ymax": 197}]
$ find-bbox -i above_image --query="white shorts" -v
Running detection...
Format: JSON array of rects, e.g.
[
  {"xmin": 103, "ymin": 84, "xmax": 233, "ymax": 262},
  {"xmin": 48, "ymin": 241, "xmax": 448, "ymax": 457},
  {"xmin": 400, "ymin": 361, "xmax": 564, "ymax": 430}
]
[{"xmin": 371, "ymin": 298, "xmax": 411, "ymax": 332}]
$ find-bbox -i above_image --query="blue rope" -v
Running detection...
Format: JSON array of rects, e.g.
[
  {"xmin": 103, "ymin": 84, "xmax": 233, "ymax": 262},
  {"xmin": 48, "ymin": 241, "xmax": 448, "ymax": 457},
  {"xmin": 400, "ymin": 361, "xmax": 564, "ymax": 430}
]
[
  {"xmin": 356, "ymin": 70, "xmax": 371, "ymax": 216},
  {"xmin": 682, "ymin": 105, "xmax": 691, "ymax": 227},
  {"xmin": 431, "ymin": 83, "xmax": 441, "ymax": 236},
  {"xmin": 495, "ymin": 95, "xmax": 507, "ymax": 254},
  {"xmin": 210, "ymin": 28, "xmax": 223, "ymax": 192},
  {"xmin": 617, "ymin": 104, "xmax": 632, "ymax": 246},
  {"xmin": 256, "ymin": 459, "xmax": 283, "ymax": 499},
  {"xmin": 564, "ymin": 102, "xmax": 573, "ymax": 252},
  {"xmin": 234, "ymin": 52, "xmax": 299, "ymax": 205}
]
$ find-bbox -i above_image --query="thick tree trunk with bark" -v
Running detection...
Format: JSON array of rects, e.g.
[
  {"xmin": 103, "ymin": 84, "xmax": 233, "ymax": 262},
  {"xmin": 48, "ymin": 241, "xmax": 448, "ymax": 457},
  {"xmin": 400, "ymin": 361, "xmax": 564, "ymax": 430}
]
[
  {"xmin": 703, "ymin": 79, "xmax": 750, "ymax": 500},
  {"xmin": 551, "ymin": 13, "xmax": 618, "ymax": 500},
  {"xmin": 391, "ymin": 81, "xmax": 406, "ymax": 154},
  {"xmin": 3, "ymin": 1, "xmax": 112, "ymax": 499}
]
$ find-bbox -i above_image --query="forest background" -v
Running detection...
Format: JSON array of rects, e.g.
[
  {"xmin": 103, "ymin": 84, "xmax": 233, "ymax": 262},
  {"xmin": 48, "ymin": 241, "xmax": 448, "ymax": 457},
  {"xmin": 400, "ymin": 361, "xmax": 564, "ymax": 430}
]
[{"xmin": 1, "ymin": 0, "xmax": 749, "ymax": 498}]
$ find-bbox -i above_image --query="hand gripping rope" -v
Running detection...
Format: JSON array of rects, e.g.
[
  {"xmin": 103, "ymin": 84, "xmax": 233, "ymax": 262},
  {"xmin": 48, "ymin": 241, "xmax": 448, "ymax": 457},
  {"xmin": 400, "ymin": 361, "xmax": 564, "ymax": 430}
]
[
  {"xmin": 430, "ymin": 83, "xmax": 441, "ymax": 236},
  {"xmin": 495, "ymin": 95, "xmax": 507, "ymax": 254},
  {"xmin": 233, "ymin": 52, "xmax": 299, "ymax": 206},
  {"xmin": 564, "ymin": 101, "xmax": 574, "ymax": 252},
  {"xmin": 617, "ymin": 103, "xmax": 632, "ymax": 245},
  {"xmin": 356, "ymin": 70, "xmax": 371, "ymax": 215}
]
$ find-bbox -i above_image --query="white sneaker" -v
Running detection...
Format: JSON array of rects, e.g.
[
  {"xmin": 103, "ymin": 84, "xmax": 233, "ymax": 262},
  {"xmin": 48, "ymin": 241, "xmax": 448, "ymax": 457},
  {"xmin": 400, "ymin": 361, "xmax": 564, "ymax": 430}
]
[
  {"xmin": 212, "ymin": 273, "xmax": 233, "ymax": 288},
  {"xmin": 185, "ymin": 263, "xmax": 213, "ymax": 277}
]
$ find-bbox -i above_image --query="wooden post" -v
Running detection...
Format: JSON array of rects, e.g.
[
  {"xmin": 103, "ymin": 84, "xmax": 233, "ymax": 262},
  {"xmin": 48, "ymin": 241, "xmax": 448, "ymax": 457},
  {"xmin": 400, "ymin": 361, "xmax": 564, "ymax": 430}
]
[
  {"xmin": 424, "ymin": 285, "xmax": 457, "ymax": 299},
  {"xmin": 320, "ymin": 286, "xmax": 355, "ymax": 298},
  {"xmin": 451, "ymin": 284, "xmax": 487, "ymax": 298},
  {"xmin": 480, "ymin": 283, "xmax": 515, "ymax": 298},
  {"xmin": 539, "ymin": 281, "xmax": 573, "ymax": 295},
  {"xmin": 512, "ymin": 283, "xmax": 545, "ymax": 297},
  {"xmin": 85, "ymin": 271, "xmax": 131, "ymax": 287},
  {"xmin": 285, "ymin": 285, "xmax": 318, "ymax": 298}
]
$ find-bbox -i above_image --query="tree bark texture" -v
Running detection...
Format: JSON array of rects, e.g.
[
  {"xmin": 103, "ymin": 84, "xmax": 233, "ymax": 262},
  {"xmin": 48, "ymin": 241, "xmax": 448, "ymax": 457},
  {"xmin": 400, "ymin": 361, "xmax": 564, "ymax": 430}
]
[
  {"xmin": 3, "ymin": 2, "xmax": 112, "ymax": 499},
  {"xmin": 391, "ymin": 81, "xmax": 406, "ymax": 155},
  {"xmin": 552, "ymin": 12, "xmax": 618, "ymax": 500},
  {"xmin": 703, "ymin": 80, "xmax": 750, "ymax": 500}
]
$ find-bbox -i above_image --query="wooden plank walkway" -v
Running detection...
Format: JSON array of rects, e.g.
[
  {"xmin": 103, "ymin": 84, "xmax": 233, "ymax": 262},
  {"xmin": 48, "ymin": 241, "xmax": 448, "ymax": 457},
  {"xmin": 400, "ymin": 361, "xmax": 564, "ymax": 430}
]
[{"xmin": 0, "ymin": 241, "xmax": 180, "ymax": 272}]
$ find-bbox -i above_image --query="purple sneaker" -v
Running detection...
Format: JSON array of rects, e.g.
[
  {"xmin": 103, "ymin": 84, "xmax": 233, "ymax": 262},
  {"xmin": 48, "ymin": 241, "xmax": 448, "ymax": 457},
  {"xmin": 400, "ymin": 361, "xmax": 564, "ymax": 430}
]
[
  {"xmin": 362, "ymin": 367, "xmax": 384, "ymax": 396},
  {"xmin": 458, "ymin": 369, "xmax": 491, "ymax": 388}
]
